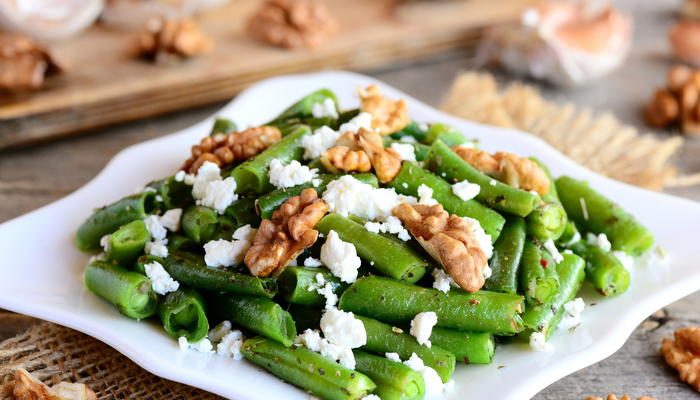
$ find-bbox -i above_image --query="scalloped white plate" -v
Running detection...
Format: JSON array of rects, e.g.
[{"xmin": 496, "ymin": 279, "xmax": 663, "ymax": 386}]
[{"xmin": 1, "ymin": 71, "xmax": 699, "ymax": 400}]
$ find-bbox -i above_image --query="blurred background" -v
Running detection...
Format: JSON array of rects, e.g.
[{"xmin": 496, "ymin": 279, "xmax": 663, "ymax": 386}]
[{"xmin": 1, "ymin": 0, "xmax": 699, "ymax": 399}]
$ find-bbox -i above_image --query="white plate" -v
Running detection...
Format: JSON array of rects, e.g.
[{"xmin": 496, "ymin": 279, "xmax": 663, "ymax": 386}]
[{"xmin": 1, "ymin": 71, "xmax": 699, "ymax": 400}]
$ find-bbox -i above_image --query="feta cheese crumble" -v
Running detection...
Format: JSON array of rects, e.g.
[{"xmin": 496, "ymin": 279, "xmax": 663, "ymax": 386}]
[
  {"xmin": 268, "ymin": 159, "xmax": 318, "ymax": 189},
  {"xmin": 489, "ymin": 179, "xmax": 497, "ymax": 186},
  {"xmin": 409, "ymin": 312, "xmax": 437, "ymax": 348},
  {"xmin": 613, "ymin": 250, "xmax": 634, "ymax": 270},
  {"xmin": 529, "ymin": 332, "xmax": 554, "ymax": 352},
  {"xmin": 431, "ymin": 268, "xmax": 456, "ymax": 293},
  {"xmin": 145, "ymin": 241, "xmax": 169, "ymax": 258},
  {"xmin": 558, "ymin": 297, "xmax": 585, "ymax": 332},
  {"xmin": 191, "ymin": 161, "xmax": 222, "ymax": 199},
  {"xmin": 303, "ymin": 257, "xmax": 322, "ymax": 267},
  {"xmin": 385, "ymin": 352, "xmax": 401, "ymax": 362},
  {"xmin": 216, "ymin": 330, "xmax": 245, "ymax": 360},
  {"xmin": 203, "ymin": 225, "xmax": 257, "ymax": 267},
  {"xmin": 208, "ymin": 320, "xmax": 233, "ymax": 343},
  {"xmin": 543, "ymin": 238, "xmax": 564, "ymax": 264},
  {"xmin": 338, "ymin": 112, "xmax": 373, "ymax": 134},
  {"xmin": 482, "ymin": 265, "xmax": 492, "ymax": 279},
  {"xmin": 144, "ymin": 261, "xmax": 179, "ymax": 295},
  {"xmin": 143, "ymin": 215, "xmax": 167, "ymax": 242},
  {"xmin": 452, "ymin": 180, "xmax": 480, "ymax": 201},
  {"xmin": 399, "ymin": 135, "xmax": 418, "ymax": 143},
  {"xmin": 417, "ymin": 184, "xmax": 438, "ymax": 205},
  {"xmin": 461, "ymin": 216, "xmax": 493, "ymax": 258},
  {"xmin": 311, "ymin": 97, "xmax": 339, "ymax": 119},
  {"xmin": 301, "ymin": 126, "xmax": 341, "ymax": 159},
  {"xmin": 174, "ymin": 170, "xmax": 186, "ymax": 182},
  {"xmin": 363, "ymin": 216, "xmax": 411, "ymax": 241},
  {"xmin": 586, "ymin": 232, "xmax": 611, "ymax": 252},
  {"xmin": 320, "ymin": 308, "xmax": 367, "ymax": 349},
  {"xmin": 362, "ymin": 395, "xmax": 381, "ymax": 400},
  {"xmin": 322, "ymin": 175, "xmax": 416, "ymax": 221},
  {"xmin": 403, "ymin": 353, "xmax": 446, "ymax": 398},
  {"xmin": 320, "ymin": 230, "xmax": 362, "ymax": 283},
  {"xmin": 159, "ymin": 208, "xmax": 183, "ymax": 232},
  {"xmin": 563, "ymin": 230, "xmax": 581, "ymax": 247},
  {"xmin": 390, "ymin": 142, "xmax": 416, "ymax": 162},
  {"xmin": 178, "ymin": 336, "xmax": 214, "ymax": 353},
  {"xmin": 308, "ymin": 273, "xmax": 338, "ymax": 309},
  {"xmin": 191, "ymin": 161, "xmax": 238, "ymax": 213},
  {"xmin": 294, "ymin": 328, "xmax": 356, "ymax": 369},
  {"xmin": 100, "ymin": 235, "xmax": 111, "ymax": 253}
]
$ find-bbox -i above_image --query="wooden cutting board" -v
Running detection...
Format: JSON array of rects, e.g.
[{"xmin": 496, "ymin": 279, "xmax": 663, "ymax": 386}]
[{"xmin": 0, "ymin": 0, "xmax": 533, "ymax": 149}]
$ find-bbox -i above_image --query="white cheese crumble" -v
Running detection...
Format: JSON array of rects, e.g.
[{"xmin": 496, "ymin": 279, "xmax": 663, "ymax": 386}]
[
  {"xmin": 586, "ymin": 232, "xmax": 611, "ymax": 252},
  {"xmin": 462, "ymin": 217, "xmax": 493, "ymax": 258},
  {"xmin": 303, "ymin": 257, "xmax": 322, "ymax": 267},
  {"xmin": 399, "ymin": 135, "xmax": 418, "ymax": 143},
  {"xmin": 543, "ymin": 238, "xmax": 564, "ymax": 264},
  {"xmin": 159, "ymin": 208, "xmax": 183, "ymax": 232},
  {"xmin": 409, "ymin": 312, "xmax": 437, "ymax": 348},
  {"xmin": 191, "ymin": 161, "xmax": 222, "ymax": 199},
  {"xmin": 208, "ymin": 320, "xmax": 233, "ymax": 343},
  {"xmin": 178, "ymin": 336, "xmax": 214, "ymax": 353},
  {"xmin": 320, "ymin": 230, "xmax": 362, "ymax": 283},
  {"xmin": 489, "ymin": 179, "xmax": 497, "ymax": 186},
  {"xmin": 203, "ymin": 224, "xmax": 257, "ymax": 267},
  {"xmin": 268, "ymin": 159, "xmax": 319, "ymax": 189},
  {"xmin": 338, "ymin": 112, "xmax": 373, "ymax": 134},
  {"xmin": 431, "ymin": 268, "xmax": 456, "ymax": 293},
  {"xmin": 184, "ymin": 173, "xmax": 196, "ymax": 185},
  {"xmin": 311, "ymin": 97, "xmax": 339, "ymax": 119},
  {"xmin": 452, "ymin": 180, "xmax": 481, "ymax": 201},
  {"xmin": 362, "ymin": 395, "xmax": 381, "ymax": 400},
  {"xmin": 563, "ymin": 230, "xmax": 582, "ymax": 247},
  {"xmin": 455, "ymin": 141, "xmax": 475, "ymax": 149},
  {"xmin": 558, "ymin": 297, "xmax": 585, "ymax": 332},
  {"xmin": 295, "ymin": 329, "xmax": 355, "ymax": 369},
  {"xmin": 613, "ymin": 251, "xmax": 634, "ymax": 270},
  {"xmin": 144, "ymin": 215, "xmax": 168, "ymax": 242},
  {"xmin": 308, "ymin": 273, "xmax": 338, "ymax": 309},
  {"xmin": 403, "ymin": 353, "xmax": 446, "ymax": 398},
  {"xmin": 320, "ymin": 308, "xmax": 367, "ymax": 349},
  {"xmin": 579, "ymin": 197, "xmax": 589, "ymax": 220},
  {"xmin": 174, "ymin": 170, "xmax": 186, "ymax": 182},
  {"xmin": 217, "ymin": 330, "xmax": 245, "ymax": 360},
  {"xmin": 144, "ymin": 261, "xmax": 179, "ymax": 295},
  {"xmin": 363, "ymin": 216, "xmax": 411, "ymax": 241},
  {"xmin": 301, "ymin": 126, "xmax": 341, "ymax": 159},
  {"xmin": 417, "ymin": 184, "xmax": 438, "ymax": 205},
  {"xmin": 199, "ymin": 177, "xmax": 238, "ymax": 214},
  {"xmin": 385, "ymin": 352, "xmax": 401, "ymax": 362},
  {"xmin": 529, "ymin": 332, "xmax": 554, "ymax": 352},
  {"xmin": 145, "ymin": 240, "xmax": 169, "ymax": 258},
  {"xmin": 312, "ymin": 178, "xmax": 321, "ymax": 187},
  {"xmin": 322, "ymin": 175, "xmax": 417, "ymax": 222},
  {"xmin": 482, "ymin": 265, "xmax": 492, "ymax": 279},
  {"xmin": 100, "ymin": 235, "xmax": 111, "ymax": 253},
  {"xmin": 390, "ymin": 142, "xmax": 416, "ymax": 162}
]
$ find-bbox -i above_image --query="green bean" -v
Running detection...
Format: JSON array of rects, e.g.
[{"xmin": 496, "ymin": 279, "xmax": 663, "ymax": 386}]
[
  {"xmin": 147, "ymin": 176, "xmax": 193, "ymax": 209},
  {"xmin": 485, "ymin": 218, "xmax": 526, "ymax": 294},
  {"xmin": 167, "ymin": 234, "xmax": 199, "ymax": 253},
  {"xmin": 389, "ymin": 161, "xmax": 505, "ymax": 241},
  {"xmin": 105, "ymin": 220, "xmax": 149, "ymax": 265},
  {"xmin": 278, "ymin": 266, "xmax": 348, "ymax": 307},
  {"xmin": 340, "ymin": 276, "xmax": 524, "ymax": 334},
  {"xmin": 357, "ymin": 315, "xmax": 455, "ymax": 383},
  {"xmin": 424, "ymin": 123, "xmax": 470, "ymax": 147},
  {"xmin": 267, "ymin": 89, "xmax": 339, "ymax": 125},
  {"xmin": 557, "ymin": 220, "xmax": 581, "ymax": 247},
  {"xmin": 382, "ymin": 139, "xmax": 431, "ymax": 161},
  {"xmin": 526, "ymin": 158, "xmax": 567, "ymax": 240},
  {"xmin": 231, "ymin": 125, "xmax": 310, "ymax": 195},
  {"xmin": 84, "ymin": 260, "xmax": 157, "ymax": 319},
  {"xmin": 389, "ymin": 121, "xmax": 429, "ymax": 142},
  {"xmin": 519, "ymin": 253, "xmax": 586, "ymax": 339},
  {"xmin": 208, "ymin": 293, "xmax": 296, "ymax": 346},
  {"xmin": 555, "ymin": 176, "xmax": 654, "ymax": 256},
  {"xmin": 222, "ymin": 198, "xmax": 260, "ymax": 229},
  {"xmin": 241, "ymin": 337, "xmax": 375, "ymax": 400},
  {"xmin": 287, "ymin": 304, "xmax": 322, "ymax": 332},
  {"xmin": 181, "ymin": 205, "xmax": 218, "ymax": 244},
  {"xmin": 429, "ymin": 328, "xmax": 494, "ymax": 364},
  {"xmin": 76, "ymin": 191, "xmax": 157, "ymax": 251},
  {"xmin": 316, "ymin": 214, "xmax": 428, "ymax": 283},
  {"xmin": 134, "ymin": 254, "xmax": 163, "ymax": 274},
  {"xmin": 353, "ymin": 350, "xmax": 425, "ymax": 400},
  {"xmin": 519, "ymin": 239, "xmax": 559, "ymax": 305},
  {"xmin": 162, "ymin": 249, "xmax": 277, "ymax": 298},
  {"xmin": 210, "ymin": 117, "xmax": 238, "ymax": 136},
  {"xmin": 569, "ymin": 240, "xmax": 630, "ymax": 297},
  {"xmin": 158, "ymin": 288, "xmax": 209, "ymax": 342},
  {"xmin": 256, "ymin": 173, "xmax": 378, "ymax": 219},
  {"xmin": 424, "ymin": 140, "xmax": 539, "ymax": 217}
]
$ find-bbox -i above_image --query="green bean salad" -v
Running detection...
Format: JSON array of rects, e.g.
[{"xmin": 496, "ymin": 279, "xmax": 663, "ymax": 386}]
[{"xmin": 76, "ymin": 86, "xmax": 656, "ymax": 400}]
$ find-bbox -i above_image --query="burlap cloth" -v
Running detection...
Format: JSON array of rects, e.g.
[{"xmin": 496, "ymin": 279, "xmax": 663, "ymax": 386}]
[{"xmin": 1, "ymin": 71, "xmax": 697, "ymax": 399}]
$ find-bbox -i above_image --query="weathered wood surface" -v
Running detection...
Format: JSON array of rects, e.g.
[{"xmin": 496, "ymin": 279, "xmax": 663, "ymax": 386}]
[
  {"xmin": 0, "ymin": 0, "xmax": 532, "ymax": 149},
  {"xmin": 1, "ymin": 0, "xmax": 699, "ymax": 398}
]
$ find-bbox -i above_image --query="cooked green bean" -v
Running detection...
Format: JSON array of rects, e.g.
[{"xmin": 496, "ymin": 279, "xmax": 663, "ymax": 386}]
[
  {"xmin": 147, "ymin": 176, "xmax": 193, "ymax": 209},
  {"xmin": 208, "ymin": 293, "xmax": 296, "ymax": 346},
  {"xmin": 167, "ymin": 234, "xmax": 199, "ymax": 253},
  {"xmin": 105, "ymin": 220, "xmax": 150, "ymax": 265},
  {"xmin": 353, "ymin": 350, "xmax": 425, "ymax": 400},
  {"xmin": 267, "ymin": 89, "xmax": 339, "ymax": 125},
  {"xmin": 429, "ymin": 328, "xmax": 494, "ymax": 364},
  {"xmin": 389, "ymin": 121, "xmax": 429, "ymax": 142},
  {"xmin": 316, "ymin": 214, "xmax": 428, "ymax": 283},
  {"xmin": 340, "ymin": 276, "xmax": 524, "ymax": 334},
  {"xmin": 569, "ymin": 240, "xmax": 630, "ymax": 297},
  {"xmin": 555, "ymin": 176, "xmax": 654, "ymax": 256},
  {"xmin": 222, "ymin": 198, "xmax": 260, "ymax": 229},
  {"xmin": 425, "ymin": 140, "xmax": 539, "ymax": 217},
  {"xmin": 84, "ymin": 260, "xmax": 157, "ymax": 319},
  {"xmin": 158, "ymin": 288, "xmax": 209, "ymax": 342},
  {"xmin": 231, "ymin": 125, "xmax": 310, "ymax": 195},
  {"xmin": 519, "ymin": 239, "xmax": 559, "ymax": 305},
  {"xmin": 519, "ymin": 253, "xmax": 586, "ymax": 339},
  {"xmin": 76, "ymin": 191, "xmax": 157, "ymax": 251},
  {"xmin": 485, "ymin": 217, "xmax": 526, "ymax": 294},
  {"xmin": 357, "ymin": 315, "xmax": 455, "ymax": 382},
  {"xmin": 382, "ymin": 139, "xmax": 430, "ymax": 161},
  {"xmin": 526, "ymin": 158, "xmax": 567, "ymax": 240},
  {"xmin": 181, "ymin": 205, "xmax": 218, "ymax": 244},
  {"xmin": 278, "ymin": 266, "xmax": 348, "ymax": 307},
  {"xmin": 162, "ymin": 249, "xmax": 277, "ymax": 298},
  {"xmin": 424, "ymin": 123, "xmax": 470, "ymax": 147},
  {"xmin": 210, "ymin": 117, "xmax": 238, "ymax": 136},
  {"xmin": 558, "ymin": 220, "xmax": 581, "ymax": 246},
  {"xmin": 134, "ymin": 254, "xmax": 163, "ymax": 274},
  {"xmin": 256, "ymin": 173, "xmax": 378, "ymax": 219},
  {"xmin": 389, "ymin": 161, "xmax": 505, "ymax": 241},
  {"xmin": 287, "ymin": 304, "xmax": 322, "ymax": 332},
  {"xmin": 241, "ymin": 336, "xmax": 375, "ymax": 400}
]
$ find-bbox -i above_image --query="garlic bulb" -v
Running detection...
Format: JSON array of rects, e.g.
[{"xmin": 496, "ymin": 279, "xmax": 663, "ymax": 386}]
[
  {"xmin": 0, "ymin": 0, "xmax": 103, "ymax": 41},
  {"xmin": 479, "ymin": 0, "xmax": 632, "ymax": 87}
]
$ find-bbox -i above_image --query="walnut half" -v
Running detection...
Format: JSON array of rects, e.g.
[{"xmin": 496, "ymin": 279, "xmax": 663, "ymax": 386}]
[
  {"xmin": 320, "ymin": 128, "xmax": 402, "ymax": 183},
  {"xmin": 246, "ymin": 0, "xmax": 338, "ymax": 49},
  {"xmin": 660, "ymin": 326, "xmax": 700, "ymax": 391},
  {"xmin": 393, "ymin": 203, "xmax": 488, "ymax": 293},
  {"xmin": 12, "ymin": 369, "xmax": 96, "ymax": 400},
  {"xmin": 0, "ymin": 33, "xmax": 62, "ymax": 92},
  {"xmin": 451, "ymin": 147, "xmax": 550, "ymax": 195},
  {"xmin": 138, "ymin": 17, "xmax": 213, "ymax": 62},
  {"xmin": 245, "ymin": 188, "xmax": 328, "ymax": 277},
  {"xmin": 359, "ymin": 84, "xmax": 410, "ymax": 135}
]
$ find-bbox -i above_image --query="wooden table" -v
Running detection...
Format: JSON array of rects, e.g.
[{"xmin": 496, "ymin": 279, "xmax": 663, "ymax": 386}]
[{"xmin": 1, "ymin": 0, "xmax": 698, "ymax": 398}]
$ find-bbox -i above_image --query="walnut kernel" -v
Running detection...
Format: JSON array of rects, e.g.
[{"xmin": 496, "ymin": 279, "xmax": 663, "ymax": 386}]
[
  {"xmin": 246, "ymin": 0, "xmax": 337, "ymax": 49},
  {"xmin": 359, "ymin": 84, "xmax": 410, "ymax": 135},
  {"xmin": 660, "ymin": 326, "xmax": 700, "ymax": 391},
  {"xmin": 138, "ymin": 17, "xmax": 213, "ymax": 61},
  {"xmin": 13, "ymin": 369, "xmax": 96, "ymax": 400}
]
